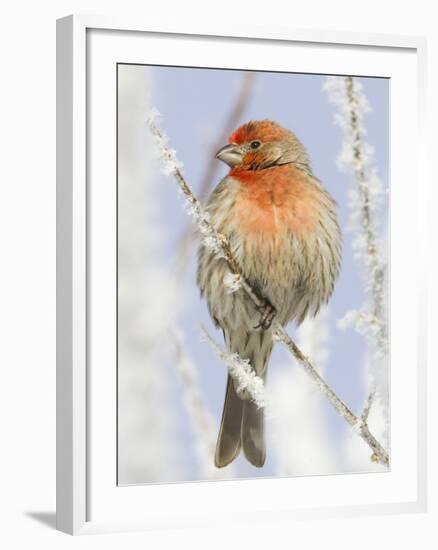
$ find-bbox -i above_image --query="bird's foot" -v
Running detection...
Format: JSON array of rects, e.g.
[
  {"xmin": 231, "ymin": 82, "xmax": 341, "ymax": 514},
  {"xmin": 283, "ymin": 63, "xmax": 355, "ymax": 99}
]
[{"xmin": 254, "ymin": 302, "xmax": 276, "ymax": 330}]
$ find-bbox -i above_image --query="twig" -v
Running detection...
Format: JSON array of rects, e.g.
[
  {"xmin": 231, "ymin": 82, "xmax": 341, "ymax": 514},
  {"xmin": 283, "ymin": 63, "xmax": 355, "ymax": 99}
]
[
  {"xmin": 344, "ymin": 76, "xmax": 387, "ymax": 425},
  {"xmin": 325, "ymin": 76, "xmax": 389, "ymax": 439},
  {"xmin": 361, "ymin": 390, "xmax": 375, "ymax": 424},
  {"xmin": 148, "ymin": 111, "xmax": 389, "ymax": 466},
  {"xmin": 344, "ymin": 76, "xmax": 388, "ymax": 355},
  {"xmin": 272, "ymin": 328, "xmax": 388, "ymax": 464}
]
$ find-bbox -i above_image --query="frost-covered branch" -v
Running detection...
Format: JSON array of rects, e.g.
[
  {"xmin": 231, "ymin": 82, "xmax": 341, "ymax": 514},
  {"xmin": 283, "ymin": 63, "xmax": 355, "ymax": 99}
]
[
  {"xmin": 361, "ymin": 390, "xmax": 375, "ymax": 424},
  {"xmin": 324, "ymin": 76, "xmax": 387, "ymax": 356},
  {"xmin": 271, "ymin": 327, "xmax": 388, "ymax": 464},
  {"xmin": 324, "ymin": 76, "xmax": 389, "ymax": 432},
  {"xmin": 201, "ymin": 326, "xmax": 267, "ymax": 409},
  {"xmin": 148, "ymin": 110, "xmax": 389, "ymax": 466}
]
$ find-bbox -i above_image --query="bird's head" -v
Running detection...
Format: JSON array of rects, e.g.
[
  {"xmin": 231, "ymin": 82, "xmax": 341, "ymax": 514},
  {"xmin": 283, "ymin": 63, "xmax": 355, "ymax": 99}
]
[{"xmin": 215, "ymin": 120, "xmax": 310, "ymax": 172}]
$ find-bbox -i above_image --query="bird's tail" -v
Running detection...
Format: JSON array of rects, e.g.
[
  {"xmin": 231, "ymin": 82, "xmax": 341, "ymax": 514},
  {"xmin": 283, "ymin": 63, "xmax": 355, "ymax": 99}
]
[
  {"xmin": 215, "ymin": 331, "xmax": 272, "ymax": 468},
  {"xmin": 241, "ymin": 386, "xmax": 266, "ymax": 467},
  {"xmin": 215, "ymin": 374, "xmax": 243, "ymax": 468}
]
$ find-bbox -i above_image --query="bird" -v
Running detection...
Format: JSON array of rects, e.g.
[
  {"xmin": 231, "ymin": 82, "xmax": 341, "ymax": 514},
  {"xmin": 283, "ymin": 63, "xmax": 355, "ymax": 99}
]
[{"xmin": 197, "ymin": 120, "xmax": 342, "ymax": 468}]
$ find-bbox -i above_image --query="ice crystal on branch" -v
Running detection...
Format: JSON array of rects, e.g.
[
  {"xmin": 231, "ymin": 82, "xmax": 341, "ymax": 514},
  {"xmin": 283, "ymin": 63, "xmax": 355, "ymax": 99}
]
[
  {"xmin": 223, "ymin": 272, "xmax": 242, "ymax": 294},
  {"xmin": 146, "ymin": 108, "xmax": 184, "ymax": 176},
  {"xmin": 201, "ymin": 326, "xmax": 267, "ymax": 409},
  {"xmin": 147, "ymin": 109, "xmax": 226, "ymax": 259}
]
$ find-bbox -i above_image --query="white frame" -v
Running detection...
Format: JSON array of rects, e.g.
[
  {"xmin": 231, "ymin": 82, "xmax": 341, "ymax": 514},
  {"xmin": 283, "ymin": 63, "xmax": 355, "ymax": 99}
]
[{"xmin": 56, "ymin": 14, "xmax": 428, "ymax": 535}]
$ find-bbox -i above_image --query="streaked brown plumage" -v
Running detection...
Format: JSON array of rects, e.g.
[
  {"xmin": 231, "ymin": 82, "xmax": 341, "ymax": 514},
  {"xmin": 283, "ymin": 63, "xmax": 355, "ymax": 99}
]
[{"xmin": 197, "ymin": 120, "xmax": 342, "ymax": 468}]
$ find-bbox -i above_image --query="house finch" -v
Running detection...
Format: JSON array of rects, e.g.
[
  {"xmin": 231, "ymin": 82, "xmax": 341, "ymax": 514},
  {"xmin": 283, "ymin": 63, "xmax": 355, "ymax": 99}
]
[{"xmin": 197, "ymin": 120, "xmax": 341, "ymax": 468}]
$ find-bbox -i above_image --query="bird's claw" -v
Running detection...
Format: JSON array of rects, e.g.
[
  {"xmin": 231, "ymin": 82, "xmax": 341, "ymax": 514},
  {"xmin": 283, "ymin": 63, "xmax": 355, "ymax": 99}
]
[{"xmin": 254, "ymin": 302, "xmax": 276, "ymax": 330}]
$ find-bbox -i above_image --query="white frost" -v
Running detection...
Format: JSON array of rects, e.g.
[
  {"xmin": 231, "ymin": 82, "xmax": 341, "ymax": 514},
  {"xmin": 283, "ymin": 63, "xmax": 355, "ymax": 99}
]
[
  {"xmin": 223, "ymin": 272, "xmax": 242, "ymax": 294},
  {"xmin": 324, "ymin": 75, "xmax": 389, "ymax": 451},
  {"xmin": 147, "ymin": 108, "xmax": 226, "ymax": 259},
  {"xmin": 201, "ymin": 326, "xmax": 267, "ymax": 409}
]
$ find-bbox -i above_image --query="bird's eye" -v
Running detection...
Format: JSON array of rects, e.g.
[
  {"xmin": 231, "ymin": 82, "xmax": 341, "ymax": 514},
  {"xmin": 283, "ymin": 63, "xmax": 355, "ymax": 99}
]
[{"xmin": 250, "ymin": 140, "xmax": 261, "ymax": 150}]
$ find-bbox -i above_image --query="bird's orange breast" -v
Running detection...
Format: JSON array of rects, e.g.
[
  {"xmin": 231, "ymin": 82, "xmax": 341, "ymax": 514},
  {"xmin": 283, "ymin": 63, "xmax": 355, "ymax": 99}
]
[{"xmin": 230, "ymin": 165, "xmax": 317, "ymax": 236}]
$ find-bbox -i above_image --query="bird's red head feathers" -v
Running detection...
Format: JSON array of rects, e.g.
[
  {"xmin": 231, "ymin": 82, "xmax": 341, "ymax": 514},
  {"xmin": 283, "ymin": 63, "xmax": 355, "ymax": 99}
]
[{"xmin": 228, "ymin": 120, "xmax": 289, "ymax": 145}]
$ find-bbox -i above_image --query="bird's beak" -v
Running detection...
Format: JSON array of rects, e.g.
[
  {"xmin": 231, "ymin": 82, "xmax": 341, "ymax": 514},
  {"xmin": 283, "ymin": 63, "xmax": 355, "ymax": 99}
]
[{"xmin": 215, "ymin": 143, "xmax": 244, "ymax": 167}]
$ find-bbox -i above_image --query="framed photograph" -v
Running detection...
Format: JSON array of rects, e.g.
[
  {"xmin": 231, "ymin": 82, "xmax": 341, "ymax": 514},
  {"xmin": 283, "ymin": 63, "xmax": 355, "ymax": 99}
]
[{"xmin": 56, "ymin": 15, "xmax": 427, "ymax": 535}]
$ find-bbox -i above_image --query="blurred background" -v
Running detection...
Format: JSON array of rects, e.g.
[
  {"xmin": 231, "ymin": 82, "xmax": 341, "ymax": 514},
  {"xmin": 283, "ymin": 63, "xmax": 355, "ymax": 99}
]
[{"xmin": 117, "ymin": 64, "xmax": 389, "ymax": 485}]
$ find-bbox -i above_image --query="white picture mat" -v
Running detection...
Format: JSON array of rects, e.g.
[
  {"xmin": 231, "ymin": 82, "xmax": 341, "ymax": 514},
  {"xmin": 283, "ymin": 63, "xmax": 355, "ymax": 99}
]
[{"xmin": 87, "ymin": 27, "xmax": 420, "ymax": 526}]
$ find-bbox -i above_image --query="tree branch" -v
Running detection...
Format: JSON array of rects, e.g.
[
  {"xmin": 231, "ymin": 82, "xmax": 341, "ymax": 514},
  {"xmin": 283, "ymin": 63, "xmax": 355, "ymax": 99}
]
[
  {"xmin": 324, "ymin": 76, "xmax": 389, "ymax": 439},
  {"xmin": 148, "ymin": 111, "xmax": 389, "ymax": 466},
  {"xmin": 344, "ymin": 76, "xmax": 388, "ymax": 357},
  {"xmin": 201, "ymin": 326, "xmax": 267, "ymax": 408}
]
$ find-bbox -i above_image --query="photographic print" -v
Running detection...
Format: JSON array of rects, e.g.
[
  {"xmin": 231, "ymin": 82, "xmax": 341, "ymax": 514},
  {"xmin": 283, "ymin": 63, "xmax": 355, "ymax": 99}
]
[{"xmin": 117, "ymin": 64, "xmax": 389, "ymax": 485}]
